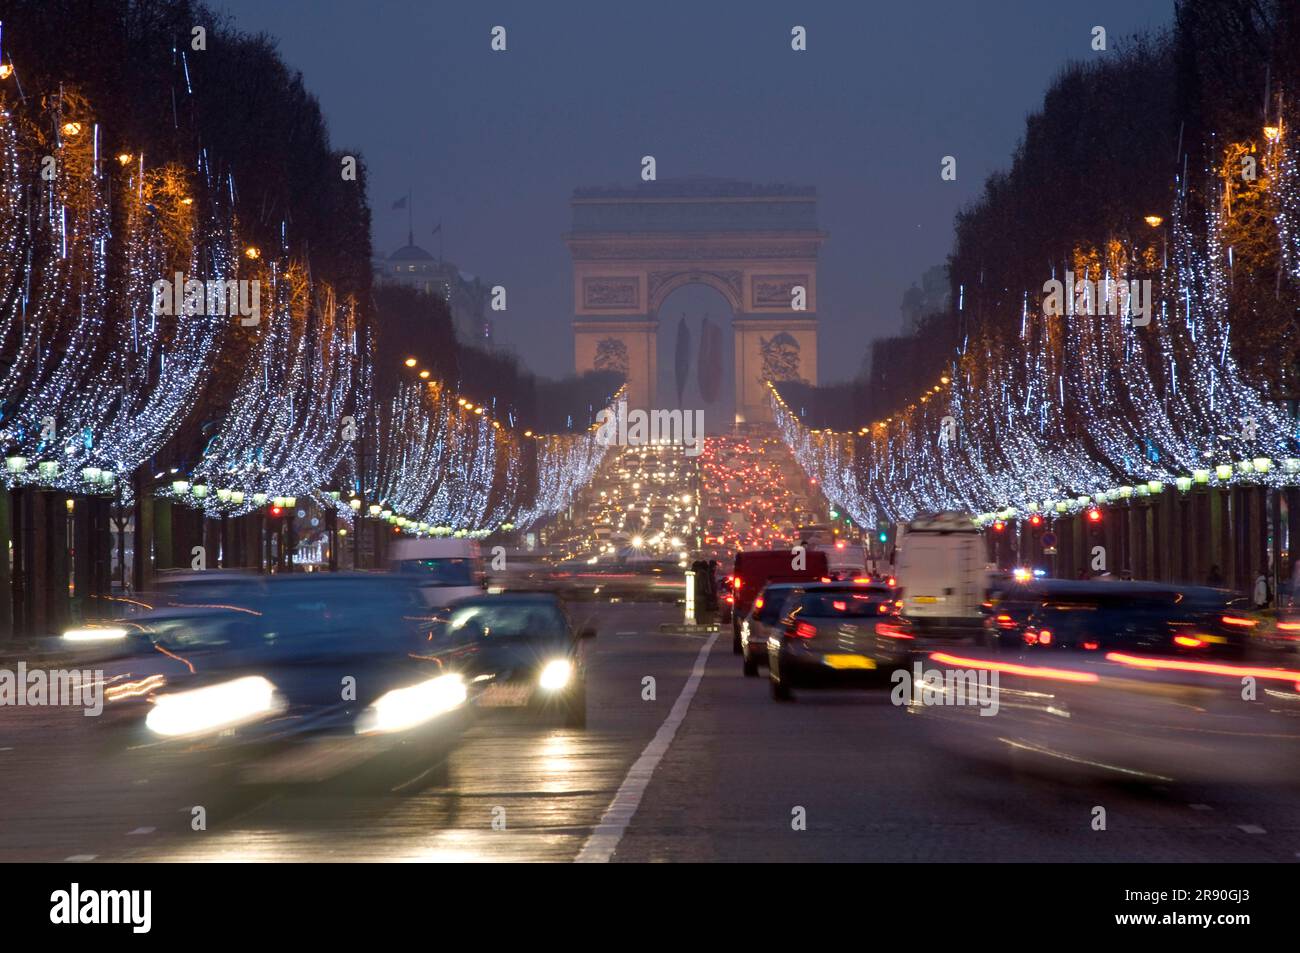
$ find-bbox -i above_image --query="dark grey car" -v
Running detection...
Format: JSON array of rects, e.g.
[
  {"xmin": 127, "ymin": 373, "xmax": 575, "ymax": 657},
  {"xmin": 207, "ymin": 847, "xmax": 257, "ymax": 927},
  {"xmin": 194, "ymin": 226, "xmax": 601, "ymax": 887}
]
[{"xmin": 768, "ymin": 584, "xmax": 913, "ymax": 701}]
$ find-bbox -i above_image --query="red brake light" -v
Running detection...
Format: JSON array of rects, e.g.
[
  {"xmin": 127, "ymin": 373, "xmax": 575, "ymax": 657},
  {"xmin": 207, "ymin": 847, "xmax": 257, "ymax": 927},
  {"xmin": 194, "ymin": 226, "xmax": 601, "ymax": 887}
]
[
  {"xmin": 732, "ymin": 576, "xmax": 742, "ymax": 590},
  {"xmin": 887, "ymin": 577, "xmax": 896, "ymax": 587},
  {"xmin": 853, "ymin": 577, "xmax": 871, "ymax": 583},
  {"xmin": 1221, "ymin": 615, "xmax": 1257, "ymax": 627},
  {"xmin": 793, "ymin": 621, "xmax": 817, "ymax": 639},
  {"xmin": 754, "ymin": 597, "xmax": 764, "ymax": 610},
  {"xmin": 833, "ymin": 600, "xmax": 847, "ymax": 611},
  {"xmin": 724, "ymin": 594, "xmax": 734, "ymax": 605},
  {"xmin": 1023, "ymin": 630, "xmax": 1039, "ymax": 645},
  {"xmin": 1082, "ymin": 641, "xmax": 1099, "ymax": 651},
  {"xmin": 1038, "ymin": 630, "xmax": 1053, "ymax": 645},
  {"xmin": 876, "ymin": 622, "xmax": 913, "ymax": 640},
  {"xmin": 1173, "ymin": 635, "xmax": 1205, "ymax": 648}
]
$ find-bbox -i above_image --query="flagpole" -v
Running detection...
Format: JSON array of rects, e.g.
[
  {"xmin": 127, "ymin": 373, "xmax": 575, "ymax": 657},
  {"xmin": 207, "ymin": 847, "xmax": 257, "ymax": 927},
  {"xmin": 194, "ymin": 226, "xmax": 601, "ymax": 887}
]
[{"xmin": 407, "ymin": 188, "xmax": 413, "ymax": 247}]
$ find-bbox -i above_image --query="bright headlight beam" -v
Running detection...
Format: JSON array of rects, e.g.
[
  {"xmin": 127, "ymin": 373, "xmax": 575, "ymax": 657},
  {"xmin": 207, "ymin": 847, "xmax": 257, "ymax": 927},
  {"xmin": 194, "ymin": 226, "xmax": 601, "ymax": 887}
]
[
  {"xmin": 358, "ymin": 673, "xmax": 467, "ymax": 734},
  {"xmin": 63, "ymin": 627, "xmax": 129, "ymax": 642},
  {"xmin": 538, "ymin": 659, "xmax": 573, "ymax": 691},
  {"xmin": 145, "ymin": 676, "xmax": 279, "ymax": 737}
]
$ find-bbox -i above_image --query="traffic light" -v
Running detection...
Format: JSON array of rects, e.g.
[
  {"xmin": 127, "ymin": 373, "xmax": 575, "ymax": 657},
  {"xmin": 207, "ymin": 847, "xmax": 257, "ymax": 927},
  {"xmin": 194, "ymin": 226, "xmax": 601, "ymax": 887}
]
[
  {"xmin": 829, "ymin": 507, "xmax": 839, "ymax": 519},
  {"xmin": 1029, "ymin": 513, "xmax": 1043, "ymax": 527},
  {"xmin": 269, "ymin": 504, "xmax": 284, "ymax": 518},
  {"xmin": 1086, "ymin": 507, "xmax": 1102, "ymax": 523},
  {"xmin": 878, "ymin": 531, "xmax": 887, "ymax": 543},
  {"xmin": 992, "ymin": 519, "xmax": 1006, "ymax": 532}
]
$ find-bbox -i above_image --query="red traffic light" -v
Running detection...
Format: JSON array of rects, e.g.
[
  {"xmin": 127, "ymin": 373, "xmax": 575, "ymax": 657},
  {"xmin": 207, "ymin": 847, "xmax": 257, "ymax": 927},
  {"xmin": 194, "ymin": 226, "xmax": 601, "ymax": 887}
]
[
  {"xmin": 1086, "ymin": 507, "xmax": 1102, "ymax": 523},
  {"xmin": 1029, "ymin": 514, "xmax": 1043, "ymax": 527},
  {"xmin": 269, "ymin": 505, "xmax": 283, "ymax": 517},
  {"xmin": 992, "ymin": 520, "xmax": 1006, "ymax": 532}
]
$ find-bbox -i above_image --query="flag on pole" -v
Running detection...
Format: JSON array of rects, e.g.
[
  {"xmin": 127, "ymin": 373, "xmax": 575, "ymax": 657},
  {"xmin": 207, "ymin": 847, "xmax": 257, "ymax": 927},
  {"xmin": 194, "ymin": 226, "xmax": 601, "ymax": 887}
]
[
  {"xmin": 432, "ymin": 221, "xmax": 442, "ymax": 235},
  {"xmin": 391, "ymin": 196, "xmax": 407, "ymax": 210}
]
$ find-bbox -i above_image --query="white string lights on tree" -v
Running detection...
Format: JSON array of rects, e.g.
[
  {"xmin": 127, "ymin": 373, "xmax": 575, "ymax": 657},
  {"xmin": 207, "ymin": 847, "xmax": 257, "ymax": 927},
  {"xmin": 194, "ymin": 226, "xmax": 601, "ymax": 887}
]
[
  {"xmin": 368, "ymin": 381, "xmax": 614, "ymax": 537},
  {"xmin": 773, "ymin": 131, "xmax": 1300, "ymax": 526}
]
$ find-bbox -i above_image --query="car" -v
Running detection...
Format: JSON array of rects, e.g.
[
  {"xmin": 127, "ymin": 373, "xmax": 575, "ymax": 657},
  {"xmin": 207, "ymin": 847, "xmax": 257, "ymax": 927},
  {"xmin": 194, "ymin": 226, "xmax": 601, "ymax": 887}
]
[
  {"xmin": 767, "ymin": 582, "xmax": 913, "ymax": 701},
  {"xmin": 89, "ymin": 573, "xmax": 468, "ymax": 789},
  {"xmin": 433, "ymin": 593, "xmax": 595, "ymax": 727},
  {"xmin": 980, "ymin": 579, "xmax": 1254, "ymax": 658},
  {"xmin": 730, "ymin": 548, "xmax": 830, "ymax": 653},
  {"xmin": 739, "ymin": 582, "xmax": 803, "ymax": 677}
]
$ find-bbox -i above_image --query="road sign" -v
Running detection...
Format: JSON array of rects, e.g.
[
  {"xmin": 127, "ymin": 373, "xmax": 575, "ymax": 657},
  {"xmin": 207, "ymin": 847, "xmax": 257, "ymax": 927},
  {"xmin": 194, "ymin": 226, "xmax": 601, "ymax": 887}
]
[{"xmin": 1041, "ymin": 531, "xmax": 1058, "ymax": 549}]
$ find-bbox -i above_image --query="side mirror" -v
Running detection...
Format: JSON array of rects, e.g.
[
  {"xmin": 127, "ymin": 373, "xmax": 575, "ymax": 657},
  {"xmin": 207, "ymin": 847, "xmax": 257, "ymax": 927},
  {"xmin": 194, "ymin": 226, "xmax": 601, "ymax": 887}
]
[{"xmin": 577, "ymin": 627, "xmax": 597, "ymax": 640}]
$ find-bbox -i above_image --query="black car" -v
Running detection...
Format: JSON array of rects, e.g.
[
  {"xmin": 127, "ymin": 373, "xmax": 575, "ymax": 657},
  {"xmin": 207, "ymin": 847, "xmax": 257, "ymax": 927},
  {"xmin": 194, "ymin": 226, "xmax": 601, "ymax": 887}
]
[
  {"xmin": 981, "ymin": 579, "xmax": 1253, "ymax": 658},
  {"xmin": 433, "ymin": 593, "xmax": 595, "ymax": 727},
  {"xmin": 768, "ymin": 582, "xmax": 912, "ymax": 701},
  {"xmin": 96, "ymin": 573, "xmax": 467, "ymax": 788}
]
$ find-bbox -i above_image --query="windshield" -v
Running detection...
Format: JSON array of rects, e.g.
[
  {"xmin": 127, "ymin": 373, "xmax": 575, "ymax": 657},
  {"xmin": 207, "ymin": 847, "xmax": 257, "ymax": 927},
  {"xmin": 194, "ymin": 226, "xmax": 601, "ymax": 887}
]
[{"xmin": 445, "ymin": 602, "xmax": 568, "ymax": 641}]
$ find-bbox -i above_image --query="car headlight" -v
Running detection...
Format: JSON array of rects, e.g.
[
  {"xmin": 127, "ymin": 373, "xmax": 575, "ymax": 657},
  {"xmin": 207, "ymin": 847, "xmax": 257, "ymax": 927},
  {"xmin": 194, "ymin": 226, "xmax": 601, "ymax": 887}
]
[
  {"xmin": 63, "ymin": 626, "xmax": 129, "ymax": 642},
  {"xmin": 145, "ymin": 675, "xmax": 280, "ymax": 738},
  {"xmin": 538, "ymin": 658, "xmax": 573, "ymax": 692},
  {"xmin": 356, "ymin": 673, "xmax": 467, "ymax": 735}
]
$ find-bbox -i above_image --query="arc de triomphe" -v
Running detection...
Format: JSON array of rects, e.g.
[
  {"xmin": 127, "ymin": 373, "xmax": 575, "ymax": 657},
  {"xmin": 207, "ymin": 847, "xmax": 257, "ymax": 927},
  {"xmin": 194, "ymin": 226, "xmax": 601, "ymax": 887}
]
[{"xmin": 565, "ymin": 177, "xmax": 824, "ymax": 424}]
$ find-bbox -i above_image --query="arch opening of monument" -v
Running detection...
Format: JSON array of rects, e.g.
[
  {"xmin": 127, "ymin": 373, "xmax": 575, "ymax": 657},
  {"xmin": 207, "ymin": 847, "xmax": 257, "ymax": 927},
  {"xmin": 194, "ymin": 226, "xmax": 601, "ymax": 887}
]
[
  {"xmin": 566, "ymin": 177, "xmax": 824, "ymax": 427},
  {"xmin": 654, "ymin": 283, "xmax": 737, "ymax": 433}
]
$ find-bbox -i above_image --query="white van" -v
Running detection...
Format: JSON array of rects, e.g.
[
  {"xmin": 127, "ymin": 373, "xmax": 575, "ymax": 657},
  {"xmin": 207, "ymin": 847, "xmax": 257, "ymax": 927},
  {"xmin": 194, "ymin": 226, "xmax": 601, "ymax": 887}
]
[
  {"xmin": 892, "ymin": 512, "xmax": 990, "ymax": 638},
  {"xmin": 390, "ymin": 538, "xmax": 485, "ymax": 608}
]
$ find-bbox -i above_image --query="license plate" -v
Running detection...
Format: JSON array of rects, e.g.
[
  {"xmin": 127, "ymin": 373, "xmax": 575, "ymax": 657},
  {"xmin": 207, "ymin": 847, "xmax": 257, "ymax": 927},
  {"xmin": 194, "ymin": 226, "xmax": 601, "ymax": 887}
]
[
  {"xmin": 913, "ymin": 596, "xmax": 938, "ymax": 604},
  {"xmin": 477, "ymin": 683, "xmax": 533, "ymax": 707},
  {"xmin": 824, "ymin": 654, "xmax": 876, "ymax": 670}
]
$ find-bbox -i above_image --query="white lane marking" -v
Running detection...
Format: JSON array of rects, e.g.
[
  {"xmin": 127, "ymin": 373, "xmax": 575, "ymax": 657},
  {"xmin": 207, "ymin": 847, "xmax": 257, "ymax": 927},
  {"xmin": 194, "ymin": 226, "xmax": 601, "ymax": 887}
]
[
  {"xmin": 65, "ymin": 854, "xmax": 97, "ymax": 862},
  {"xmin": 126, "ymin": 827, "xmax": 155, "ymax": 835},
  {"xmin": 1237, "ymin": 824, "xmax": 1266, "ymax": 834},
  {"xmin": 575, "ymin": 632, "xmax": 717, "ymax": 863}
]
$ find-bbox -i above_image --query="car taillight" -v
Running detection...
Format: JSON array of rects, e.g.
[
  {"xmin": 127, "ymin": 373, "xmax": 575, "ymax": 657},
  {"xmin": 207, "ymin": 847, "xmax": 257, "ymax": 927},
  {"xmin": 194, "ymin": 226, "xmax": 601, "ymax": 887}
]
[
  {"xmin": 1221, "ymin": 615, "xmax": 1257, "ymax": 628},
  {"xmin": 833, "ymin": 600, "xmax": 847, "ymax": 611},
  {"xmin": 996, "ymin": 613, "xmax": 1015, "ymax": 629},
  {"xmin": 792, "ymin": 621, "xmax": 817, "ymax": 639},
  {"xmin": 1023, "ymin": 630, "xmax": 1039, "ymax": 645},
  {"xmin": 754, "ymin": 597, "xmax": 764, "ymax": 610},
  {"xmin": 876, "ymin": 622, "xmax": 913, "ymax": 640},
  {"xmin": 1174, "ymin": 635, "xmax": 1205, "ymax": 648},
  {"xmin": 732, "ymin": 576, "xmax": 742, "ymax": 590},
  {"xmin": 1081, "ymin": 641, "xmax": 1099, "ymax": 651},
  {"xmin": 887, "ymin": 577, "xmax": 897, "ymax": 587},
  {"xmin": 1038, "ymin": 630, "xmax": 1053, "ymax": 645},
  {"xmin": 724, "ymin": 594, "xmax": 734, "ymax": 605}
]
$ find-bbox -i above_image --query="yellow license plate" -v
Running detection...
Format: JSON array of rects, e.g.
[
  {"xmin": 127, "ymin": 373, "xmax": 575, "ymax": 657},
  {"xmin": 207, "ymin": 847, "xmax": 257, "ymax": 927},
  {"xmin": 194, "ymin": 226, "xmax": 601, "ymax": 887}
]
[
  {"xmin": 824, "ymin": 654, "xmax": 876, "ymax": 670},
  {"xmin": 913, "ymin": 596, "xmax": 938, "ymax": 604}
]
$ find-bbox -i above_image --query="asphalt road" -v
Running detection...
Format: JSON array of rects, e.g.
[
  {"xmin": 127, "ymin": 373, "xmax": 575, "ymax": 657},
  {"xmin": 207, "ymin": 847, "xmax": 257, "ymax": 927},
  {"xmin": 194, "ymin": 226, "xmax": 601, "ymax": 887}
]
[{"xmin": 2, "ymin": 601, "xmax": 1297, "ymax": 862}]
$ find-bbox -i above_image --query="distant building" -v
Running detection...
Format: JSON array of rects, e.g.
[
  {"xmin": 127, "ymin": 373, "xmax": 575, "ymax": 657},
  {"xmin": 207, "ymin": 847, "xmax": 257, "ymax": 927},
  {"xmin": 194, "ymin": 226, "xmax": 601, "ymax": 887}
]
[{"xmin": 372, "ymin": 234, "xmax": 495, "ymax": 343}]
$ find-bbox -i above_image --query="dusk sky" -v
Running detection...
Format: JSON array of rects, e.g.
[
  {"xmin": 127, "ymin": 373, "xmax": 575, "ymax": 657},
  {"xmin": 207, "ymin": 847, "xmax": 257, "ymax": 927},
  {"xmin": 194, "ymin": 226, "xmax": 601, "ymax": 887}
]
[{"xmin": 209, "ymin": 0, "xmax": 1175, "ymax": 383}]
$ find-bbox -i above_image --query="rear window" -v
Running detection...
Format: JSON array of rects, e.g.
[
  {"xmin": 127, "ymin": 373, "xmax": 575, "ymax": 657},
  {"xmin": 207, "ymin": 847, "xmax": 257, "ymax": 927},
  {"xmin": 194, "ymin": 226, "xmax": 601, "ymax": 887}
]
[
  {"xmin": 755, "ymin": 590, "xmax": 793, "ymax": 622},
  {"xmin": 795, "ymin": 592, "xmax": 888, "ymax": 618},
  {"xmin": 395, "ymin": 558, "xmax": 476, "ymax": 585}
]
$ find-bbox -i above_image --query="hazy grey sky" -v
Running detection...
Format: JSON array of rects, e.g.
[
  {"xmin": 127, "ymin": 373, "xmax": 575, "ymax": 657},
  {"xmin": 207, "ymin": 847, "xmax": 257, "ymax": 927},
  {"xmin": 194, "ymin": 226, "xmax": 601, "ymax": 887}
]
[{"xmin": 209, "ymin": 0, "xmax": 1174, "ymax": 383}]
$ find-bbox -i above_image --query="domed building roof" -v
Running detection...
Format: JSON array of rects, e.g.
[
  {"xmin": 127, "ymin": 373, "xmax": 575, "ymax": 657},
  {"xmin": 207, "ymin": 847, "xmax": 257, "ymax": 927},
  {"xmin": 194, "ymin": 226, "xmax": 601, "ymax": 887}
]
[{"xmin": 389, "ymin": 243, "xmax": 435, "ymax": 262}]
